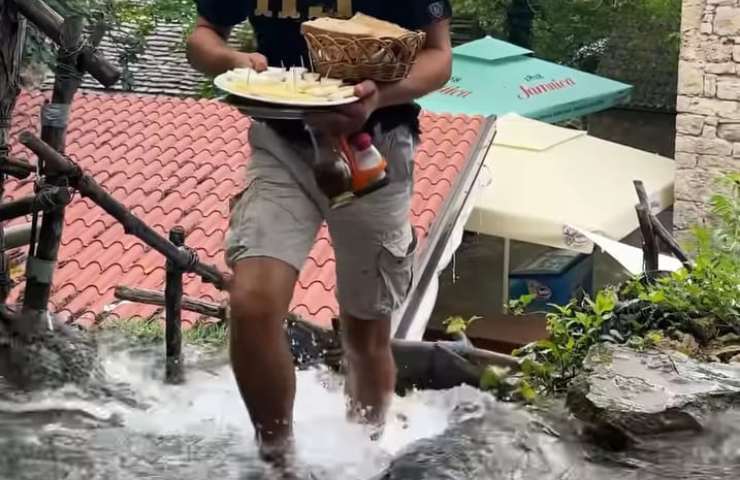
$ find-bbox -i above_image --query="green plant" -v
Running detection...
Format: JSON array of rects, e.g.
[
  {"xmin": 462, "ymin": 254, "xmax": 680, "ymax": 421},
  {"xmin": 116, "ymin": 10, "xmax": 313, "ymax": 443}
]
[
  {"xmin": 100, "ymin": 317, "xmax": 228, "ymax": 348},
  {"xmin": 710, "ymin": 172, "xmax": 740, "ymax": 253},
  {"xmin": 451, "ymin": 0, "xmax": 512, "ymax": 38},
  {"xmin": 532, "ymin": 0, "xmax": 681, "ymax": 66},
  {"xmin": 513, "ymin": 288, "xmax": 618, "ymax": 393},
  {"xmin": 514, "ymin": 172, "xmax": 740, "ymax": 395},
  {"xmin": 626, "ymin": 173, "xmax": 740, "ymax": 333},
  {"xmin": 626, "ymin": 329, "xmax": 664, "ymax": 351},
  {"xmin": 443, "ymin": 314, "xmax": 481, "ymax": 335},
  {"xmin": 506, "ymin": 293, "xmax": 536, "ymax": 315}
]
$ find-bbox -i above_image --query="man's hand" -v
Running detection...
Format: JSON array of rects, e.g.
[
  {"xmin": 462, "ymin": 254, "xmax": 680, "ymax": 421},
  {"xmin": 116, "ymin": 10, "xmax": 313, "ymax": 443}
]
[
  {"xmin": 305, "ymin": 80, "xmax": 380, "ymax": 136},
  {"xmin": 229, "ymin": 51, "xmax": 268, "ymax": 72},
  {"xmin": 187, "ymin": 16, "xmax": 269, "ymax": 76}
]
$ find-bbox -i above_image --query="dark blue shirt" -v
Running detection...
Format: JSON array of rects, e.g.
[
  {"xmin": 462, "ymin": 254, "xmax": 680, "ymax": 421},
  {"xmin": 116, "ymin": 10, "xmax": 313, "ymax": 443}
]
[
  {"xmin": 196, "ymin": 0, "xmax": 452, "ymax": 68},
  {"xmin": 195, "ymin": 0, "xmax": 452, "ymax": 134}
]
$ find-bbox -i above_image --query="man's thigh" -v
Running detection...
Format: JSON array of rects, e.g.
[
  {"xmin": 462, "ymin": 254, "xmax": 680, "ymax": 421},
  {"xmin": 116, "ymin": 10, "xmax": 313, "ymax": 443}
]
[
  {"xmin": 327, "ymin": 126, "xmax": 417, "ymax": 322},
  {"xmin": 225, "ymin": 126, "xmax": 322, "ymax": 274}
]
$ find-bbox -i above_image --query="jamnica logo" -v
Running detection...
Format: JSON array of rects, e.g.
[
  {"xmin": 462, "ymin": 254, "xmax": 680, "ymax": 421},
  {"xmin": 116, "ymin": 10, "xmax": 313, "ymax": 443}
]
[{"xmin": 518, "ymin": 77, "xmax": 576, "ymax": 99}]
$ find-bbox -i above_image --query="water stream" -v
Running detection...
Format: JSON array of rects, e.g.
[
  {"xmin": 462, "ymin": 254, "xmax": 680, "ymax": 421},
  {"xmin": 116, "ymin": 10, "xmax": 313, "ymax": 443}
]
[{"xmin": 0, "ymin": 334, "xmax": 738, "ymax": 479}]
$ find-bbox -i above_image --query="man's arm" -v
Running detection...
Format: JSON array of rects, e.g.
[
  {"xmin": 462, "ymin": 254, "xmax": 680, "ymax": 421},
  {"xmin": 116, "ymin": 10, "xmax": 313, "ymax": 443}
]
[
  {"xmin": 186, "ymin": 16, "xmax": 267, "ymax": 76},
  {"xmin": 376, "ymin": 19, "xmax": 452, "ymax": 109}
]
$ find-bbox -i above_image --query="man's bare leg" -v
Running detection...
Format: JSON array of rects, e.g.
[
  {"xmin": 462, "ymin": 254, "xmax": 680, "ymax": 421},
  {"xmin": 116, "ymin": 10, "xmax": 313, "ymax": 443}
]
[
  {"xmin": 228, "ymin": 257, "xmax": 298, "ymax": 462},
  {"xmin": 340, "ymin": 315, "xmax": 396, "ymax": 428}
]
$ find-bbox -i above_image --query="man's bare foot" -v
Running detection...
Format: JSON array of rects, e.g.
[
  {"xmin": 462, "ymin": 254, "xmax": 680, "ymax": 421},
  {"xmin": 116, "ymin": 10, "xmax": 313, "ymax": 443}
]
[
  {"xmin": 346, "ymin": 399, "xmax": 386, "ymax": 441},
  {"xmin": 258, "ymin": 435, "xmax": 296, "ymax": 469}
]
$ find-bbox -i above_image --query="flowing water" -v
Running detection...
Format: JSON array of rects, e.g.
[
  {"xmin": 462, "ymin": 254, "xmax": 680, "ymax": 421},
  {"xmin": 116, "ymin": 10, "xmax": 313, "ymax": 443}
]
[{"xmin": 0, "ymin": 334, "xmax": 738, "ymax": 480}]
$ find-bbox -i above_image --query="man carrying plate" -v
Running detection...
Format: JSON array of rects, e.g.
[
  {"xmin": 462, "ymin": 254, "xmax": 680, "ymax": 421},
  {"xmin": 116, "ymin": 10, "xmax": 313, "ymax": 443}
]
[{"xmin": 186, "ymin": 0, "xmax": 453, "ymax": 465}]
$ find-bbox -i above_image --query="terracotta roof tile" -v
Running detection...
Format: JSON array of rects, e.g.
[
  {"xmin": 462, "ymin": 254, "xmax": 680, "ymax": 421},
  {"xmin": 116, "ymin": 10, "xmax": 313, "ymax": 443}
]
[{"xmin": 5, "ymin": 90, "xmax": 484, "ymax": 328}]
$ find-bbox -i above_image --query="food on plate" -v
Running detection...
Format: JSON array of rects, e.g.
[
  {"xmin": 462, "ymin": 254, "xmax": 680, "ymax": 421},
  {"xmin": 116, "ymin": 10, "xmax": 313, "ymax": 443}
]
[
  {"xmin": 217, "ymin": 66, "xmax": 357, "ymax": 103},
  {"xmin": 328, "ymin": 86, "xmax": 356, "ymax": 101},
  {"xmin": 319, "ymin": 77, "xmax": 343, "ymax": 87}
]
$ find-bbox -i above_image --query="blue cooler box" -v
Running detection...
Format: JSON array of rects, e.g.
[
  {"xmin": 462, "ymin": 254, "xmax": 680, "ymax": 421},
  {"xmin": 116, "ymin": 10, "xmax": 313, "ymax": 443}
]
[{"xmin": 509, "ymin": 249, "xmax": 594, "ymax": 312}]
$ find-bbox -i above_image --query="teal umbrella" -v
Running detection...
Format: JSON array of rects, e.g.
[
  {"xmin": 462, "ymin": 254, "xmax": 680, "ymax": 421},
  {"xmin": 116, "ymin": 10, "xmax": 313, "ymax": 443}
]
[{"xmin": 418, "ymin": 36, "xmax": 632, "ymax": 122}]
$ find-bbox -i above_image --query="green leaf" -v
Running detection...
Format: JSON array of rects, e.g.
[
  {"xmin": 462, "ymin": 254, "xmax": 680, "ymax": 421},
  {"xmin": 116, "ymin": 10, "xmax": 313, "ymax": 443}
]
[
  {"xmin": 517, "ymin": 379, "xmax": 537, "ymax": 403},
  {"xmin": 443, "ymin": 316, "xmax": 467, "ymax": 334},
  {"xmin": 443, "ymin": 314, "xmax": 481, "ymax": 334},
  {"xmin": 593, "ymin": 289, "xmax": 617, "ymax": 316},
  {"xmin": 480, "ymin": 366, "xmax": 509, "ymax": 391}
]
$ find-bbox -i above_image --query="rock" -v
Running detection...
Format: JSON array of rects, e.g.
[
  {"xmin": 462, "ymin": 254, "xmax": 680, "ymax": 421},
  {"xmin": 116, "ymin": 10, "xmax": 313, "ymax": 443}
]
[
  {"xmin": 712, "ymin": 345, "xmax": 740, "ymax": 363},
  {"xmin": 731, "ymin": 354, "xmax": 740, "ymax": 364},
  {"xmin": 567, "ymin": 343, "xmax": 740, "ymax": 444},
  {"xmin": 665, "ymin": 330, "xmax": 701, "ymax": 356},
  {"xmin": 373, "ymin": 394, "xmax": 586, "ymax": 480},
  {"xmin": 687, "ymin": 316, "xmax": 719, "ymax": 344},
  {"xmin": 0, "ymin": 305, "xmax": 115, "ymax": 400}
]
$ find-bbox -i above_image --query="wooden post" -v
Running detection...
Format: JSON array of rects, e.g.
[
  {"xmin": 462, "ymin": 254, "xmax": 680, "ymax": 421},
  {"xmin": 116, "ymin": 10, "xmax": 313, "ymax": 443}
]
[
  {"xmin": 0, "ymin": 1, "xmax": 25, "ymax": 303},
  {"xmin": 647, "ymin": 211, "xmax": 692, "ymax": 271},
  {"xmin": 22, "ymin": 16, "xmax": 84, "ymax": 321},
  {"xmin": 633, "ymin": 180, "xmax": 660, "ymax": 278},
  {"xmin": 14, "ymin": 0, "xmax": 120, "ymax": 87},
  {"xmin": 114, "ymin": 285, "xmax": 227, "ymax": 321},
  {"xmin": 165, "ymin": 226, "xmax": 185, "ymax": 384}
]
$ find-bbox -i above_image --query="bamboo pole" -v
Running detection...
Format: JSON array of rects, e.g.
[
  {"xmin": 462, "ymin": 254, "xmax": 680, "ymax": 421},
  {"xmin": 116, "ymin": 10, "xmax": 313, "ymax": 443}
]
[
  {"xmin": 14, "ymin": 0, "xmax": 120, "ymax": 87},
  {"xmin": 0, "ymin": 156, "xmax": 34, "ymax": 179},
  {"xmin": 22, "ymin": 16, "xmax": 84, "ymax": 317},
  {"xmin": 114, "ymin": 285, "xmax": 227, "ymax": 320},
  {"xmin": 165, "ymin": 226, "xmax": 185, "ymax": 384},
  {"xmin": 19, "ymin": 132, "xmax": 228, "ymax": 289},
  {"xmin": 392, "ymin": 338, "xmax": 520, "ymax": 370},
  {"xmin": 0, "ymin": 187, "xmax": 72, "ymax": 221}
]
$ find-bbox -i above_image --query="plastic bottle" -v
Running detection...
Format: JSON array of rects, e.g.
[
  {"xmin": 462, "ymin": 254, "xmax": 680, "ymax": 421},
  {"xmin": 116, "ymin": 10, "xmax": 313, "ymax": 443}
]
[
  {"xmin": 348, "ymin": 132, "xmax": 389, "ymax": 195},
  {"xmin": 313, "ymin": 155, "xmax": 354, "ymax": 209}
]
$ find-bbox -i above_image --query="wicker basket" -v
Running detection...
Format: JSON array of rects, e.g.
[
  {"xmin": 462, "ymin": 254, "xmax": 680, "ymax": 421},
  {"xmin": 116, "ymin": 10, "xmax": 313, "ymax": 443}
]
[{"xmin": 301, "ymin": 22, "xmax": 426, "ymax": 82}]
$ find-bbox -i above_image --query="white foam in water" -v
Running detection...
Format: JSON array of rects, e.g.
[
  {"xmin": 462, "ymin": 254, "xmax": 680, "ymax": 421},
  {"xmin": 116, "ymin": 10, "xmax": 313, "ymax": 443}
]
[{"xmin": 95, "ymin": 346, "xmax": 458, "ymax": 477}]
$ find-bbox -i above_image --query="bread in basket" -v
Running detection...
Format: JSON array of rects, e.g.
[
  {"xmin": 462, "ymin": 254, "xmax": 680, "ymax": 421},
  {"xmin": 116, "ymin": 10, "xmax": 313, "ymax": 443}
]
[{"xmin": 300, "ymin": 13, "xmax": 426, "ymax": 82}]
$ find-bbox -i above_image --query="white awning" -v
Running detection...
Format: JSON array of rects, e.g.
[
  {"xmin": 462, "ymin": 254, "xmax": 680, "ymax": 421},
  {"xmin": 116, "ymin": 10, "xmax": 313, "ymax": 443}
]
[{"xmin": 465, "ymin": 113, "xmax": 675, "ymax": 252}]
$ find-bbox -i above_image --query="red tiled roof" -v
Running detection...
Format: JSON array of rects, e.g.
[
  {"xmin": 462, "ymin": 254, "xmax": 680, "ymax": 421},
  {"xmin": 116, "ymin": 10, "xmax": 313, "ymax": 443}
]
[{"xmin": 5, "ymin": 91, "xmax": 484, "ymax": 328}]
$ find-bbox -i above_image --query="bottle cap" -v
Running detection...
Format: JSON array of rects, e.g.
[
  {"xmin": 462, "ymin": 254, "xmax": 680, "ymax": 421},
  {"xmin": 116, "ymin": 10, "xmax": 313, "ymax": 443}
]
[{"xmin": 351, "ymin": 132, "xmax": 373, "ymax": 151}]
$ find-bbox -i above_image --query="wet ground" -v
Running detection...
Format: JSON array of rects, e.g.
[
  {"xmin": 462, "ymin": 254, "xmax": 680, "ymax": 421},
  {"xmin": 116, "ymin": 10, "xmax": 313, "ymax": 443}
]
[{"xmin": 0, "ymin": 334, "xmax": 738, "ymax": 480}]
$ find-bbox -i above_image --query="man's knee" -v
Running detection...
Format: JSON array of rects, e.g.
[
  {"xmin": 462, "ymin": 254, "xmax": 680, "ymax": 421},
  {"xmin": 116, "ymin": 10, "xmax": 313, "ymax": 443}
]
[
  {"xmin": 342, "ymin": 317, "xmax": 392, "ymax": 361},
  {"xmin": 230, "ymin": 285, "xmax": 284, "ymax": 325},
  {"xmin": 228, "ymin": 257, "xmax": 297, "ymax": 325}
]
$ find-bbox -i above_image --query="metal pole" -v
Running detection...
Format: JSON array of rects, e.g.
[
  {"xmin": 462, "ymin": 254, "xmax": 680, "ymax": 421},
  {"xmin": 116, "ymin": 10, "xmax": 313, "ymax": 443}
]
[
  {"xmin": 501, "ymin": 237, "xmax": 511, "ymax": 313},
  {"xmin": 165, "ymin": 225, "xmax": 185, "ymax": 384}
]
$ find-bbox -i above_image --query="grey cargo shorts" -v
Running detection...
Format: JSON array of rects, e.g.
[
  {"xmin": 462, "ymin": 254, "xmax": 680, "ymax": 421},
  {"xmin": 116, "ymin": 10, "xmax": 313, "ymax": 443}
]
[{"xmin": 225, "ymin": 121, "xmax": 417, "ymax": 320}]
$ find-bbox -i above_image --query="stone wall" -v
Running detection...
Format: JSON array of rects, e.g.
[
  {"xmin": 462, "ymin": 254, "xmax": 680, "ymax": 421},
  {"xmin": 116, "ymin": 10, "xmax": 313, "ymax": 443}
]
[{"xmin": 675, "ymin": 0, "xmax": 740, "ymax": 232}]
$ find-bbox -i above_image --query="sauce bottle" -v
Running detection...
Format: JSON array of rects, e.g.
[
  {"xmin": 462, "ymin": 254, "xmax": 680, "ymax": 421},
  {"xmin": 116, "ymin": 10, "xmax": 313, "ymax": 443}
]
[{"xmin": 347, "ymin": 132, "xmax": 389, "ymax": 196}]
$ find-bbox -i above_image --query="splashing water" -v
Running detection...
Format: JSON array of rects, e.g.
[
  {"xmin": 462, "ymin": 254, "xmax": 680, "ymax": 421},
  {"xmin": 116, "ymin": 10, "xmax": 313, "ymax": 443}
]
[
  {"xmin": 0, "ymin": 335, "xmax": 739, "ymax": 480},
  {"xmin": 0, "ymin": 337, "xmax": 468, "ymax": 480}
]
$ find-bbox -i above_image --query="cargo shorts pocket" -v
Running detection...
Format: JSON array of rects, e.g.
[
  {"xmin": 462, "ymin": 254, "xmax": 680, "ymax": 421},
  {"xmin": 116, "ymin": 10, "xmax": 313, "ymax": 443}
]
[{"xmin": 376, "ymin": 225, "xmax": 417, "ymax": 315}]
